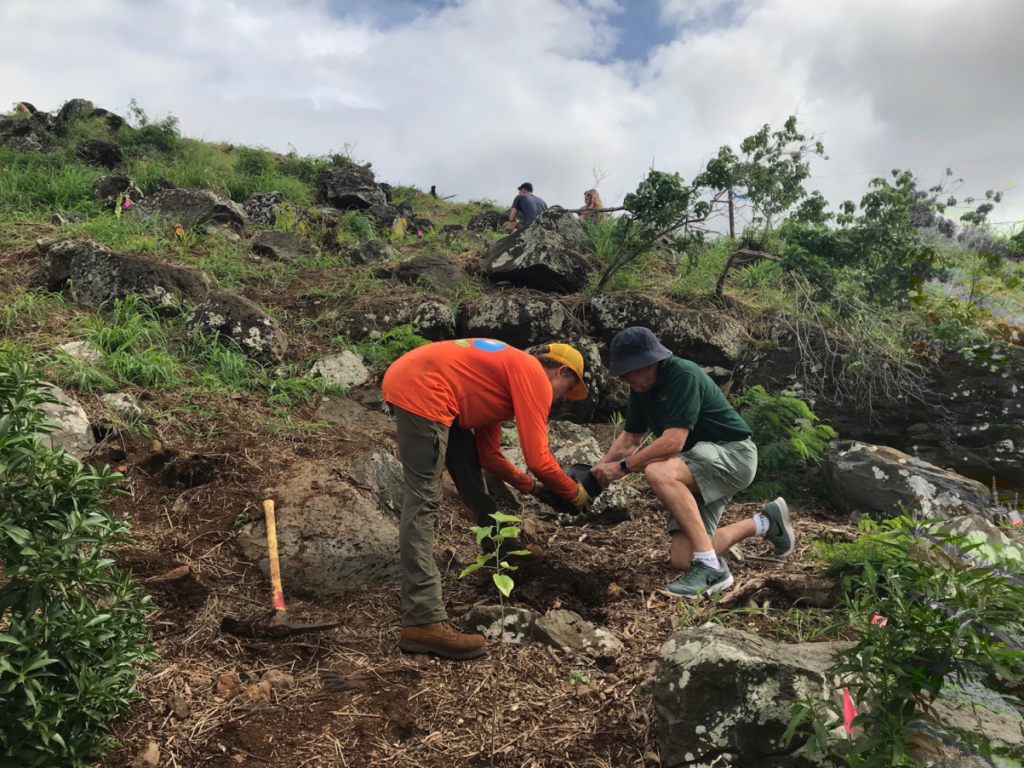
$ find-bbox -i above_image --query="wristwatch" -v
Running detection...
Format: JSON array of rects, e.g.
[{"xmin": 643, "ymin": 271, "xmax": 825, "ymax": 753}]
[{"xmin": 619, "ymin": 457, "xmax": 630, "ymax": 474}]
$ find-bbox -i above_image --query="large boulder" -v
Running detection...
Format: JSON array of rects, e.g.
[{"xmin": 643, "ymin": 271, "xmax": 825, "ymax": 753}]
[
  {"xmin": 350, "ymin": 451, "xmax": 405, "ymax": 517},
  {"xmin": 130, "ymin": 188, "xmax": 247, "ymax": 236},
  {"xmin": 242, "ymin": 191, "xmax": 287, "ymax": 227},
  {"xmin": 250, "ymin": 230, "xmax": 316, "ymax": 263},
  {"xmin": 92, "ymin": 174, "xmax": 144, "ymax": 208},
  {"xmin": 412, "ymin": 299, "xmax": 455, "ymax": 341},
  {"xmin": 186, "ymin": 289, "xmax": 288, "ymax": 364},
  {"xmin": 590, "ymin": 292, "xmax": 746, "ymax": 370},
  {"xmin": 305, "ymin": 351, "xmax": 370, "ymax": 389},
  {"xmin": 38, "ymin": 384, "xmax": 96, "ymax": 461},
  {"xmin": 74, "ymin": 139, "xmax": 121, "ymax": 170},
  {"xmin": 653, "ymin": 625, "xmax": 846, "ymax": 768},
  {"xmin": 482, "ymin": 207, "xmax": 593, "ymax": 293},
  {"xmin": 316, "ymin": 164, "xmax": 386, "ymax": 211},
  {"xmin": 821, "ymin": 440, "xmax": 997, "ymax": 521},
  {"xmin": 397, "ymin": 253, "xmax": 469, "ymax": 292},
  {"xmin": 459, "ymin": 294, "xmax": 567, "ymax": 349},
  {"xmin": 38, "ymin": 239, "xmax": 211, "ymax": 314},
  {"xmin": 237, "ymin": 461, "xmax": 400, "ymax": 595},
  {"xmin": 467, "ymin": 210, "xmax": 508, "ymax": 233}
]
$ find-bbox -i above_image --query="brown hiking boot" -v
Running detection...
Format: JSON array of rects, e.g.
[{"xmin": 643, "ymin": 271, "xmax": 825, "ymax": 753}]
[{"xmin": 399, "ymin": 621, "xmax": 487, "ymax": 660}]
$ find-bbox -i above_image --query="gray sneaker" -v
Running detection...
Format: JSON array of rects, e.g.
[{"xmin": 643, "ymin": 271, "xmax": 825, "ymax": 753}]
[
  {"xmin": 762, "ymin": 497, "xmax": 795, "ymax": 557},
  {"xmin": 665, "ymin": 560, "xmax": 734, "ymax": 600}
]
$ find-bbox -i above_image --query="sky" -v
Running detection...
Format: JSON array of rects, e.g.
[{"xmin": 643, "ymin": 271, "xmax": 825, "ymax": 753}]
[{"xmin": 3, "ymin": 0, "xmax": 1024, "ymax": 232}]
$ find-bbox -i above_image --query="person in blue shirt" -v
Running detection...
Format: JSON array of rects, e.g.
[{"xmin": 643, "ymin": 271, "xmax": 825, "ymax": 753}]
[{"xmin": 504, "ymin": 182, "xmax": 548, "ymax": 232}]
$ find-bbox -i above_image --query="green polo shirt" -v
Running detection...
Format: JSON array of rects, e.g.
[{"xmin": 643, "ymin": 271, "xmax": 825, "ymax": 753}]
[{"xmin": 623, "ymin": 356, "xmax": 751, "ymax": 451}]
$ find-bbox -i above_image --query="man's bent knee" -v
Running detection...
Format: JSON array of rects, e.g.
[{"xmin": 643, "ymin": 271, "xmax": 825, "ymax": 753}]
[{"xmin": 644, "ymin": 457, "xmax": 684, "ymax": 486}]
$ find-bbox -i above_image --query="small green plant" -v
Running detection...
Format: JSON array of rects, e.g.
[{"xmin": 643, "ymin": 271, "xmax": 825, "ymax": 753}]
[
  {"xmin": 0, "ymin": 363, "xmax": 157, "ymax": 766},
  {"xmin": 336, "ymin": 324, "xmax": 429, "ymax": 368},
  {"xmin": 733, "ymin": 385, "xmax": 837, "ymax": 500},
  {"xmin": 460, "ymin": 512, "xmax": 531, "ymax": 597},
  {"xmin": 568, "ymin": 669, "xmax": 590, "ymax": 686}
]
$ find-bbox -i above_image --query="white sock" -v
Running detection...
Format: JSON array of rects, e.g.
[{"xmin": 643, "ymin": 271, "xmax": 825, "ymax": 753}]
[
  {"xmin": 692, "ymin": 550, "xmax": 721, "ymax": 570},
  {"xmin": 753, "ymin": 512, "xmax": 770, "ymax": 537}
]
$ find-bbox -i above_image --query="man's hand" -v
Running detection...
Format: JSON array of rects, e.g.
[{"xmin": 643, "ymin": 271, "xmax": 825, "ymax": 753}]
[
  {"xmin": 591, "ymin": 462, "xmax": 626, "ymax": 489},
  {"xmin": 570, "ymin": 481, "xmax": 591, "ymax": 511},
  {"xmin": 528, "ymin": 480, "xmax": 545, "ymax": 498}
]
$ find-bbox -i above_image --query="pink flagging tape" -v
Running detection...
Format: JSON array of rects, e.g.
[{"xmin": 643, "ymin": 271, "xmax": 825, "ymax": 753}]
[
  {"xmin": 843, "ymin": 688, "xmax": 857, "ymax": 734},
  {"xmin": 872, "ymin": 614, "xmax": 887, "ymax": 626}
]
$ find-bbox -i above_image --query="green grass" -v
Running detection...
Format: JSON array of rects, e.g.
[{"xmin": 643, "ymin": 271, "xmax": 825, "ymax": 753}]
[{"xmin": 0, "ymin": 290, "xmax": 69, "ymax": 339}]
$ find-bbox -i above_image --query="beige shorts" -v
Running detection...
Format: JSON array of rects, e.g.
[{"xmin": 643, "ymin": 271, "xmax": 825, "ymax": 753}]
[{"xmin": 666, "ymin": 439, "xmax": 758, "ymax": 539}]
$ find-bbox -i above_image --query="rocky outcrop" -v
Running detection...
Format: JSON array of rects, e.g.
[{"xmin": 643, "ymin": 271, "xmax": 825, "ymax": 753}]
[
  {"xmin": 482, "ymin": 207, "xmax": 593, "ymax": 293},
  {"xmin": 38, "ymin": 239, "xmax": 211, "ymax": 314},
  {"xmin": 367, "ymin": 200, "xmax": 431, "ymax": 234},
  {"xmin": 653, "ymin": 625, "xmax": 846, "ymax": 768},
  {"xmin": 467, "ymin": 210, "xmax": 508, "ymax": 233},
  {"xmin": 186, "ymin": 289, "xmax": 288, "ymax": 364},
  {"xmin": 92, "ymin": 174, "xmax": 144, "ymax": 208},
  {"xmin": 242, "ymin": 191, "xmax": 288, "ymax": 227},
  {"xmin": 314, "ymin": 396, "xmax": 391, "ymax": 431},
  {"xmin": 75, "ymin": 139, "xmax": 122, "ymax": 169},
  {"xmin": 412, "ymin": 299, "xmax": 455, "ymax": 341},
  {"xmin": 350, "ymin": 451, "xmax": 405, "ymax": 517},
  {"xmin": 397, "ymin": 253, "xmax": 468, "ymax": 292},
  {"xmin": 130, "ymin": 188, "xmax": 247, "ymax": 236},
  {"xmin": 460, "ymin": 294, "xmax": 567, "ymax": 349},
  {"xmin": 0, "ymin": 111, "xmax": 56, "ymax": 153},
  {"xmin": 305, "ymin": 351, "xmax": 370, "ymax": 389},
  {"xmin": 316, "ymin": 164, "xmax": 386, "ymax": 211},
  {"xmin": 345, "ymin": 237, "xmax": 398, "ymax": 266},
  {"xmin": 38, "ymin": 383, "xmax": 96, "ymax": 461},
  {"xmin": 590, "ymin": 292, "xmax": 746, "ymax": 370},
  {"xmin": 822, "ymin": 440, "xmax": 997, "ymax": 520},
  {"xmin": 237, "ymin": 461, "xmax": 400, "ymax": 595},
  {"xmin": 250, "ymin": 230, "xmax": 316, "ymax": 262}
]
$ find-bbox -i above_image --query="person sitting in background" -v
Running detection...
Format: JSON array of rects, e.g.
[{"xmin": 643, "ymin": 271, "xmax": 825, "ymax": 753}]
[
  {"xmin": 504, "ymin": 182, "xmax": 548, "ymax": 232},
  {"xmin": 579, "ymin": 188, "xmax": 608, "ymax": 223}
]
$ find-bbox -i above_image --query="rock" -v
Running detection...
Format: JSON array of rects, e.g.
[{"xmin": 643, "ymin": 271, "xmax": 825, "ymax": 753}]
[
  {"xmin": 92, "ymin": 173, "xmax": 144, "ymax": 208},
  {"xmin": 822, "ymin": 440, "xmax": 996, "ymax": 520},
  {"xmin": 722, "ymin": 542, "xmax": 746, "ymax": 566},
  {"xmin": 74, "ymin": 139, "xmax": 121, "ymax": 169},
  {"xmin": 261, "ymin": 669, "xmax": 297, "ymax": 692},
  {"xmin": 38, "ymin": 384, "xmax": 95, "ymax": 460},
  {"xmin": 397, "ymin": 253, "xmax": 469, "ymax": 292},
  {"xmin": 238, "ymin": 461, "xmax": 400, "ymax": 595},
  {"xmin": 532, "ymin": 609, "xmax": 623, "ymax": 657},
  {"xmin": 5, "ymin": 131, "xmax": 53, "ymax": 153},
  {"xmin": 56, "ymin": 98, "xmax": 96, "ymax": 124},
  {"xmin": 316, "ymin": 164, "xmax": 386, "ymax": 210},
  {"xmin": 464, "ymin": 605, "xmax": 539, "ymax": 644},
  {"xmin": 251, "ymin": 230, "xmax": 316, "ymax": 262},
  {"xmin": 590, "ymin": 292, "xmax": 746, "ymax": 370},
  {"xmin": 39, "ymin": 239, "xmax": 211, "ymax": 314},
  {"xmin": 467, "ymin": 210, "xmax": 511, "ymax": 232},
  {"xmin": 306, "ymin": 351, "xmax": 370, "ymax": 388},
  {"xmin": 102, "ymin": 392, "xmax": 142, "ymax": 421},
  {"xmin": 460, "ymin": 294, "xmax": 567, "ymax": 349},
  {"xmin": 482, "ymin": 207, "xmax": 593, "ymax": 293},
  {"xmin": 345, "ymin": 236, "xmax": 398, "ymax": 266},
  {"xmin": 50, "ymin": 213, "xmax": 67, "ymax": 226},
  {"xmin": 315, "ymin": 396, "xmax": 391, "ymax": 430},
  {"xmin": 243, "ymin": 191, "xmax": 287, "ymax": 226},
  {"xmin": 130, "ymin": 188, "xmax": 247, "ymax": 236},
  {"xmin": 58, "ymin": 339, "xmax": 102, "ymax": 364},
  {"xmin": 156, "ymin": 176, "xmax": 177, "ymax": 191},
  {"xmin": 412, "ymin": 299, "xmax": 455, "ymax": 341},
  {"xmin": 935, "ymin": 514, "xmax": 1022, "ymax": 566},
  {"xmin": 130, "ymin": 740, "xmax": 160, "ymax": 768},
  {"xmin": 653, "ymin": 625, "xmax": 847, "ymax": 767},
  {"xmin": 350, "ymin": 451, "xmax": 405, "ymax": 517},
  {"xmin": 215, "ymin": 672, "xmax": 244, "ymax": 700},
  {"xmin": 169, "ymin": 694, "xmax": 191, "ymax": 719},
  {"xmin": 186, "ymin": 289, "xmax": 288, "ymax": 364},
  {"xmin": 238, "ymin": 681, "xmax": 273, "ymax": 703},
  {"xmin": 330, "ymin": 301, "xmax": 413, "ymax": 342}
]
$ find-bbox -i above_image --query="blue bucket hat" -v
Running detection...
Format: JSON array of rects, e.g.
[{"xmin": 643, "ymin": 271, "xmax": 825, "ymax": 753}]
[{"xmin": 608, "ymin": 327, "xmax": 672, "ymax": 376}]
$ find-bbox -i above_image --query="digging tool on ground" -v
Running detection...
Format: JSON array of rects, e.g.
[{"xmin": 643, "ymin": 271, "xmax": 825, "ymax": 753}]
[{"xmin": 262, "ymin": 499, "xmax": 341, "ymax": 636}]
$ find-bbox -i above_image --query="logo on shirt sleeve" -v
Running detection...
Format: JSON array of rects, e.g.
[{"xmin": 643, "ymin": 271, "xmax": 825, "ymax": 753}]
[{"xmin": 470, "ymin": 339, "xmax": 507, "ymax": 352}]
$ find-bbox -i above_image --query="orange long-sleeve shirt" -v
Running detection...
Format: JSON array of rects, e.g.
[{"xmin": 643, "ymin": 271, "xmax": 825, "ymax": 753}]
[{"xmin": 381, "ymin": 339, "xmax": 577, "ymax": 498}]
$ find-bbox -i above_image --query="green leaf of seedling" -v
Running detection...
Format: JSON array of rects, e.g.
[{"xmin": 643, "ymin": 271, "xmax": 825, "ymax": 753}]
[
  {"xmin": 508, "ymin": 550, "xmax": 532, "ymax": 557},
  {"xmin": 471, "ymin": 525, "xmax": 493, "ymax": 545},
  {"xmin": 460, "ymin": 563, "xmax": 484, "ymax": 578},
  {"xmin": 493, "ymin": 574, "xmax": 514, "ymax": 597},
  {"xmin": 499, "ymin": 562, "xmax": 517, "ymax": 571},
  {"xmin": 498, "ymin": 527, "xmax": 520, "ymax": 539},
  {"xmin": 489, "ymin": 512, "xmax": 521, "ymax": 524}
]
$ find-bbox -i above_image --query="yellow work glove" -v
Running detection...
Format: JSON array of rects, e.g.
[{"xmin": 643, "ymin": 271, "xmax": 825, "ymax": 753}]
[
  {"xmin": 529, "ymin": 480, "xmax": 546, "ymax": 498},
  {"xmin": 571, "ymin": 481, "xmax": 591, "ymax": 511}
]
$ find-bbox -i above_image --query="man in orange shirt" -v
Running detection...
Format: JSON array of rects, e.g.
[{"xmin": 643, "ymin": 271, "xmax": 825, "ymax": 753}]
[{"xmin": 382, "ymin": 338, "xmax": 591, "ymax": 659}]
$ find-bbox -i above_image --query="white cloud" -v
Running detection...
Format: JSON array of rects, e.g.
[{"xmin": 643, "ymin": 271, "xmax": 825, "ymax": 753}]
[{"xmin": 2, "ymin": 0, "xmax": 1023, "ymax": 227}]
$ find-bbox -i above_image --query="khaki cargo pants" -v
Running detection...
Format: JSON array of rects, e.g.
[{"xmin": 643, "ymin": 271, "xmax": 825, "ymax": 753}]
[{"xmin": 393, "ymin": 406, "xmax": 499, "ymax": 627}]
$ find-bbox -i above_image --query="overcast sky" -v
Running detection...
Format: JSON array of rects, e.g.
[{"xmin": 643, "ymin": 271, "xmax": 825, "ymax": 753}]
[{"xmin": 3, "ymin": 0, "xmax": 1023, "ymax": 232}]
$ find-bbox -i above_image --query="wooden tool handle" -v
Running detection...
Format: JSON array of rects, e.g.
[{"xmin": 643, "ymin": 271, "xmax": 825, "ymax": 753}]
[{"xmin": 264, "ymin": 499, "xmax": 286, "ymax": 612}]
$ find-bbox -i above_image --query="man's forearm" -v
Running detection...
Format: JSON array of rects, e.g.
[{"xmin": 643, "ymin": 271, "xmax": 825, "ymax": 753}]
[
  {"xmin": 599, "ymin": 431, "xmax": 644, "ymax": 465},
  {"xmin": 622, "ymin": 433, "xmax": 685, "ymax": 471}
]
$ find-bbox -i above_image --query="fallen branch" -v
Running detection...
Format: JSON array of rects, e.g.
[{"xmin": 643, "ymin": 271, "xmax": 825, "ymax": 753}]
[{"xmin": 714, "ymin": 248, "xmax": 782, "ymax": 301}]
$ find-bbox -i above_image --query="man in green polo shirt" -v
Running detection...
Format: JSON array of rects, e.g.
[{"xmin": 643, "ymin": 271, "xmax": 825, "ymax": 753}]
[{"xmin": 591, "ymin": 327, "xmax": 795, "ymax": 598}]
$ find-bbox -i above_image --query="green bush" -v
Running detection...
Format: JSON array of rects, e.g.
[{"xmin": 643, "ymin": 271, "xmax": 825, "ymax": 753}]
[
  {"xmin": 734, "ymin": 385, "xmax": 837, "ymax": 500},
  {"xmin": 0, "ymin": 363, "xmax": 156, "ymax": 766},
  {"xmin": 335, "ymin": 324, "xmax": 429, "ymax": 368}
]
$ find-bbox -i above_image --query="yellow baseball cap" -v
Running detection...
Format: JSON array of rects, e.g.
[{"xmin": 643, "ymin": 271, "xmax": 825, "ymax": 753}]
[{"xmin": 545, "ymin": 343, "xmax": 588, "ymax": 400}]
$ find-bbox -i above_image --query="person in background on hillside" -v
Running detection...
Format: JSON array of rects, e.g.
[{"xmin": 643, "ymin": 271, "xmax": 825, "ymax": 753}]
[
  {"xmin": 382, "ymin": 339, "xmax": 592, "ymax": 660},
  {"xmin": 590, "ymin": 327, "xmax": 795, "ymax": 599},
  {"xmin": 579, "ymin": 188, "xmax": 608, "ymax": 223},
  {"xmin": 504, "ymin": 182, "xmax": 548, "ymax": 232}
]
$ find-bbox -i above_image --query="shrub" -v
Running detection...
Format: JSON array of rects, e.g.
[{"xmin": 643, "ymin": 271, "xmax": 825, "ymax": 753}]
[
  {"xmin": 734, "ymin": 385, "xmax": 837, "ymax": 500},
  {"xmin": 336, "ymin": 324, "xmax": 429, "ymax": 368},
  {"xmin": 0, "ymin": 363, "xmax": 156, "ymax": 766}
]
